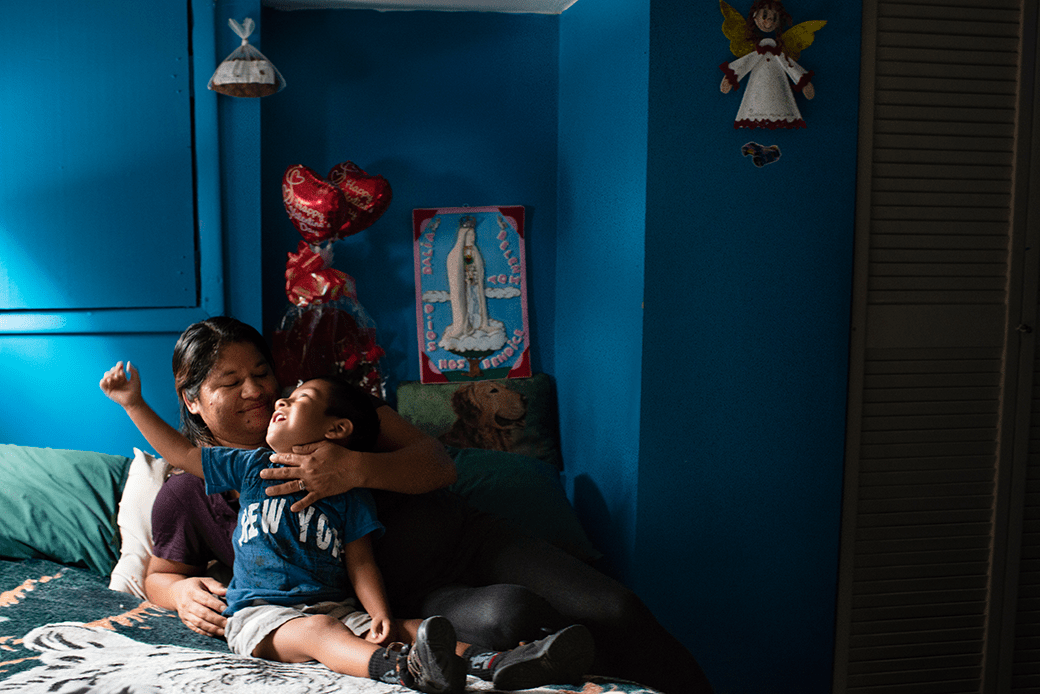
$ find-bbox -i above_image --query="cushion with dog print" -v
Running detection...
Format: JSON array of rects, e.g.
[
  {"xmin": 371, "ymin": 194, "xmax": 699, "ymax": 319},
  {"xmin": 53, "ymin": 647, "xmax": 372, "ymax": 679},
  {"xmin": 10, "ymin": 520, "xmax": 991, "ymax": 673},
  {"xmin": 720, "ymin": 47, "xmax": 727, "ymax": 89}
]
[{"xmin": 396, "ymin": 373, "xmax": 562, "ymax": 469}]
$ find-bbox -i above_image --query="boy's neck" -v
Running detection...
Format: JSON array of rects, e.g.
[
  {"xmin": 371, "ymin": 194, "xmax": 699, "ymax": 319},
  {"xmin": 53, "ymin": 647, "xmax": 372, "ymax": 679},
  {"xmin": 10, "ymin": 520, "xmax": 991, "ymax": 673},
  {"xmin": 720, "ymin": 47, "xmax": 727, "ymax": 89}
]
[{"xmin": 267, "ymin": 437, "xmax": 353, "ymax": 455}]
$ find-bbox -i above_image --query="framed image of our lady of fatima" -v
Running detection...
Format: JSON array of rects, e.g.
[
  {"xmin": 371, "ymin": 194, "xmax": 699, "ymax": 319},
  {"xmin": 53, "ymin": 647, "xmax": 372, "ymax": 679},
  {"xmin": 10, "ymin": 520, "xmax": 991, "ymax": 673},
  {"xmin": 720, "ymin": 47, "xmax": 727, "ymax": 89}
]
[{"xmin": 413, "ymin": 206, "xmax": 531, "ymax": 383}]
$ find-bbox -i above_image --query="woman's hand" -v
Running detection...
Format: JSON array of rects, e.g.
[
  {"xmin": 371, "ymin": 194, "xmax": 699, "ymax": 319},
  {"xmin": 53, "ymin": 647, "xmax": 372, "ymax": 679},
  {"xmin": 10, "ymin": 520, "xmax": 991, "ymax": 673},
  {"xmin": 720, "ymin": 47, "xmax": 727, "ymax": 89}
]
[
  {"xmin": 262, "ymin": 440, "xmax": 364, "ymax": 513},
  {"xmin": 169, "ymin": 576, "xmax": 229, "ymax": 637},
  {"xmin": 145, "ymin": 556, "xmax": 228, "ymax": 637},
  {"xmin": 261, "ymin": 405, "xmax": 456, "ymax": 511}
]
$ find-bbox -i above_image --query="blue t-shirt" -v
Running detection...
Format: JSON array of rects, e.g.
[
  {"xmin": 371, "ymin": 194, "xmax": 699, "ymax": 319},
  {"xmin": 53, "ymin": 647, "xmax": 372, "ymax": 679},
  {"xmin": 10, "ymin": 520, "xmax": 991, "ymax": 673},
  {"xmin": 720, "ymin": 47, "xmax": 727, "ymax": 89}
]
[{"xmin": 202, "ymin": 447, "xmax": 384, "ymax": 615}]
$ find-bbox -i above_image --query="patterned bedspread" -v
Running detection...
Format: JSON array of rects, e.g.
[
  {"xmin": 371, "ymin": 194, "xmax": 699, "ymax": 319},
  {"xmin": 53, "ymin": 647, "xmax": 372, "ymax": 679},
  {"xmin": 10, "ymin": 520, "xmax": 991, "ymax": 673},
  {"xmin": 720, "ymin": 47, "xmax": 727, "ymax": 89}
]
[{"xmin": 0, "ymin": 559, "xmax": 659, "ymax": 694}]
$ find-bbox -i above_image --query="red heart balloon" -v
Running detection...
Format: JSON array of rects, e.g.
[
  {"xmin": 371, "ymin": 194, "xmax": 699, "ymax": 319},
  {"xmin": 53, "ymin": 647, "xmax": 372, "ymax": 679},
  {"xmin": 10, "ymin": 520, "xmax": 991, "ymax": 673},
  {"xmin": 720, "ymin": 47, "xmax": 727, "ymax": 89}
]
[
  {"xmin": 327, "ymin": 162, "xmax": 393, "ymax": 238},
  {"xmin": 282, "ymin": 165, "xmax": 349, "ymax": 244}
]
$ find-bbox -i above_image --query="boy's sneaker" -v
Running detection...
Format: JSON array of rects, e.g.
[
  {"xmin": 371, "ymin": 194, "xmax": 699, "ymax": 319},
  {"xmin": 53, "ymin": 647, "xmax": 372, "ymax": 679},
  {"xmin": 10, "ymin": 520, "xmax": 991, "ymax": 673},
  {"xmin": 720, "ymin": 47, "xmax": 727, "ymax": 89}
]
[
  {"xmin": 406, "ymin": 616, "xmax": 466, "ymax": 694},
  {"xmin": 492, "ymin": 624, "xmax": 595, "ymax": 690}
]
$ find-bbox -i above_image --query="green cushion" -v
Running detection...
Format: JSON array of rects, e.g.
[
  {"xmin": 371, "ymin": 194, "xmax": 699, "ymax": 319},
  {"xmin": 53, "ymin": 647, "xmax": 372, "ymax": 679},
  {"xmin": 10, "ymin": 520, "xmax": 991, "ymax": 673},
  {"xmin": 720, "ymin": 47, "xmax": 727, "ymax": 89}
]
[
  {"xmin": 397, "ymin": 373, "xmax": 562, "ymax": 469},
  {"xmin": 449, "ymin": 447, "xmax": 602, "ymax": 564},
  {"xmin": 0, "ymin": 444, "xmax": 130, "ymax": 575}
]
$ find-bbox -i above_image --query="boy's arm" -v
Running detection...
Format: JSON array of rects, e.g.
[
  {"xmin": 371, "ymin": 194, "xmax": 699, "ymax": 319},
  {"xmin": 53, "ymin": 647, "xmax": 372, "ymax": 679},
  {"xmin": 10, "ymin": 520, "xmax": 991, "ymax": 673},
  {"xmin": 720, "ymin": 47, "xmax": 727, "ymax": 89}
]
[
  {"xmin": 99, "ymin": 361, "xmax": 204, "ymax": 479},
  {"xmin": 343, "ymin": 534, "xmax": 394, "ymax": 644}
]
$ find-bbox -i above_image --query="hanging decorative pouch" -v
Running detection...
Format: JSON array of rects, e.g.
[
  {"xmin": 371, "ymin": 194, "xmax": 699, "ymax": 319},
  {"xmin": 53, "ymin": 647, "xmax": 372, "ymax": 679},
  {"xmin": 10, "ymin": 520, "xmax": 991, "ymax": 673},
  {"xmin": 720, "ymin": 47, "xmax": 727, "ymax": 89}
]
[{"xmin": 208, "ymin": 18, "xmax": 285, "ymax": 98}]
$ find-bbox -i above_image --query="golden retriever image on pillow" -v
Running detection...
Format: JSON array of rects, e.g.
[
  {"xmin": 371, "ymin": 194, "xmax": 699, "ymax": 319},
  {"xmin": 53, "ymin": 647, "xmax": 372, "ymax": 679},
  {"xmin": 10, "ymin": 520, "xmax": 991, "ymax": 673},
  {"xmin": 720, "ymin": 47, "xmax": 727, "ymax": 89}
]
[{"xmin": 438, "ymin": 380, "xmax": 527, "ymax": 452}]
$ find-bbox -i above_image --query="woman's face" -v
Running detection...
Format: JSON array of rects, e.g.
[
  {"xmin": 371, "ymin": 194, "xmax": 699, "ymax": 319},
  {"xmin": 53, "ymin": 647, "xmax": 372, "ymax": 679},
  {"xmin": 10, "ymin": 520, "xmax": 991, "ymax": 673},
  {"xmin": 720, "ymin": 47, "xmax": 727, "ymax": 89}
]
[{"xmin": 184, "ymin": 341, "xmax": 279, "ymax": 448}]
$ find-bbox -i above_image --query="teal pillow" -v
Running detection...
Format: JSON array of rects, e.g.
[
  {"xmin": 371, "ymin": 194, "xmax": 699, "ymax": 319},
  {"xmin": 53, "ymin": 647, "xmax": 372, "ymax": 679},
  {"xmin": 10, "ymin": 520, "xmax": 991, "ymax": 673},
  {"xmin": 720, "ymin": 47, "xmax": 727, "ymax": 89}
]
[
  {"xmin": 0, "ymin": 444, "xmax": 130, "ymax": 575},
  {"xmin": 449, "ymin": 448, "xmax": 602, "ymax": 564}
]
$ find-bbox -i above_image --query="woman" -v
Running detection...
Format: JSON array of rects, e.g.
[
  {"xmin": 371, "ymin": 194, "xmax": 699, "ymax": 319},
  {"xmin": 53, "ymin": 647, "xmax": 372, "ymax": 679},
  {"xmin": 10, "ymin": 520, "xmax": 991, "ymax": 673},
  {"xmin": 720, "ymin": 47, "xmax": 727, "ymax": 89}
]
[{"xmin": 146, "ymin": 317, "xmax": 712, "ymax": 693}]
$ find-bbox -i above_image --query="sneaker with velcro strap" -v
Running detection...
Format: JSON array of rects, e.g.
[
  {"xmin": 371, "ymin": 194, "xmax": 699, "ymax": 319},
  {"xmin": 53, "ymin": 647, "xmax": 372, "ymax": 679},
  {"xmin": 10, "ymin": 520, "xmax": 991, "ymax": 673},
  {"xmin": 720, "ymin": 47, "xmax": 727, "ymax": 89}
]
[
  {"xmin": 492, "ymin": 624, "xmax": 595, "ymax": 690},
  {"xmin": 406, "ymin": 616, "xmax": 466, "ymax": 694}
]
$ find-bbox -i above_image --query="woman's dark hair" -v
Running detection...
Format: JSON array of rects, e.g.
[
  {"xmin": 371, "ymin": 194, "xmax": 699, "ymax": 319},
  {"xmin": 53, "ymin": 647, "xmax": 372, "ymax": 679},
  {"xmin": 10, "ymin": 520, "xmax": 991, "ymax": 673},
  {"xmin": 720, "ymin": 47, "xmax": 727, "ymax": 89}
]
[
  {"xmin": 172, "ymin": 316, "xmax": 277, "ymax": 446},
  {"xmin": 311, "ymin": 375, "xmax": 381, "ymax": 452}
]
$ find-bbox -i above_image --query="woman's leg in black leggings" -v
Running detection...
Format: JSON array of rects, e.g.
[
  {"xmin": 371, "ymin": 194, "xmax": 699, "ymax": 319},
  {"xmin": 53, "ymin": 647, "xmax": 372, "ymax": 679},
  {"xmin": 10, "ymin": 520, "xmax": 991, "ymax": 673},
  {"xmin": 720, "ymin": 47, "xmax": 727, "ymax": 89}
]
[
  {"xmin": 419, "ymin": 583, "xmax": 568, "ymax": 650},
  {"xmin": 377, "ymin": 495, "xmax": 712, "ymax": 692},
  {"xmin": 465, "ymin": 533, "xmax": 713, "ymax": 694}
]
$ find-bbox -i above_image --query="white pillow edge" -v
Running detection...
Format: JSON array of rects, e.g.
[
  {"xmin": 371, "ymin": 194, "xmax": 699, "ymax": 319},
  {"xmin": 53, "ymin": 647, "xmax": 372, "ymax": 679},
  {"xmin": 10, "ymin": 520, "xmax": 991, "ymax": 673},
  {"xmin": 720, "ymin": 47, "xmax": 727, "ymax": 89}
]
[{"xmin": 108, "ymin": 447, "xmax": 169, "ymax": 599}]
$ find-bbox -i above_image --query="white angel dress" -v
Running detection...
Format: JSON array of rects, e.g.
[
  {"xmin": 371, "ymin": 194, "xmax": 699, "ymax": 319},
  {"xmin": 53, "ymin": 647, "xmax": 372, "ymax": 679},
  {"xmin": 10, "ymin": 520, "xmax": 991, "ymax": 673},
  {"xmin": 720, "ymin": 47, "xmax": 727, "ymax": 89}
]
[{"xmin": 721, "ymin": 38, "xmax": 813, "ymax": 129}]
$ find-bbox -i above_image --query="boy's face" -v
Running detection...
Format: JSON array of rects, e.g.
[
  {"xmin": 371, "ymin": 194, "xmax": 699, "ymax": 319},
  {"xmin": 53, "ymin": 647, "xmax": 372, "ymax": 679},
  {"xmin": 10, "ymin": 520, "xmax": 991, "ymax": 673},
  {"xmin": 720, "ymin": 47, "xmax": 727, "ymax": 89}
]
[{"xmin": 265, "ymin": 379, "xmax": 344, "ymax": 453}]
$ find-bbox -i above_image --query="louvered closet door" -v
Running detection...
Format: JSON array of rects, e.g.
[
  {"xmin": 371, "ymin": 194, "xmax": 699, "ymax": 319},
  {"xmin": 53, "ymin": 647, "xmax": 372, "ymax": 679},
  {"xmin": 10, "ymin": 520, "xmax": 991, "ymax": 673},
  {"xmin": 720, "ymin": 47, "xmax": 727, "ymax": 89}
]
[
  {"xmin": 1014, "ymin": 341, "xmax": 1040, "ymax": 691},
  {"xmin": 835, "ymin": 1, "xmax": 1039, "ymax": 693}
]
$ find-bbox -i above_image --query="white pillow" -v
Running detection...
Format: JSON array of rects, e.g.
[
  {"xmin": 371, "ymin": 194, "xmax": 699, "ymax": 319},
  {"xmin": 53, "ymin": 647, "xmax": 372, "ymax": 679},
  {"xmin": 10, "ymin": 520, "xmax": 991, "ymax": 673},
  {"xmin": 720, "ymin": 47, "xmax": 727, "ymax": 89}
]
[{"xmin": 108, "ymin": 448, "xmax": 169, "ymax": 598}]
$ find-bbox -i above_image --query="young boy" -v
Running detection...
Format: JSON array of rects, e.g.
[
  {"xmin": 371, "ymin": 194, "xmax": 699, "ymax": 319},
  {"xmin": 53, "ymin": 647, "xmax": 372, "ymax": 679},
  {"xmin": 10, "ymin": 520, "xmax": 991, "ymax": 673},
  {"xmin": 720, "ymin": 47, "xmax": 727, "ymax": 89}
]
[{"xmin": 100, "ymin": 362, "xmax": 593, "ymax": 692}]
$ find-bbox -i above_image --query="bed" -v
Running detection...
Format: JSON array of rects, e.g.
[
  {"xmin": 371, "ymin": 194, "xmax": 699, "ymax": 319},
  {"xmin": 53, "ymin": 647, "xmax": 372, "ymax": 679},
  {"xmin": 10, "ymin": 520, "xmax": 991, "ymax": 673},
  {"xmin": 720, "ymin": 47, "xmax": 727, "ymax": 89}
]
[{"xmin": 0, "ymin": 442, "xmax": 662, "ymax": 693}]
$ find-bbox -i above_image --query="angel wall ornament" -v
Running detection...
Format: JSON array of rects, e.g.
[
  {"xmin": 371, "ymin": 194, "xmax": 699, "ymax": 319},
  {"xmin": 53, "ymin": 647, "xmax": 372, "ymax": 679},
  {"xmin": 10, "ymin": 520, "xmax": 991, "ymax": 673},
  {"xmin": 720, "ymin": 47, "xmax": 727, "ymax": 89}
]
[{"xmin": 719, "ymin": 0, "xmax": 826, "ymax": 129}]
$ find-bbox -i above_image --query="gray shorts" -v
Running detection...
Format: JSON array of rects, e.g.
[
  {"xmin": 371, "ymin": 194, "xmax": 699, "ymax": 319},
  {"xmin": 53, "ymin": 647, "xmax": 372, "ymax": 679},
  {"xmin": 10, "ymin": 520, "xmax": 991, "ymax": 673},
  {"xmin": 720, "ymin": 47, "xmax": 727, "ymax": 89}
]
[{"xmin": 225, "ymin": 598, "xmax": 373, "ymax": 657}]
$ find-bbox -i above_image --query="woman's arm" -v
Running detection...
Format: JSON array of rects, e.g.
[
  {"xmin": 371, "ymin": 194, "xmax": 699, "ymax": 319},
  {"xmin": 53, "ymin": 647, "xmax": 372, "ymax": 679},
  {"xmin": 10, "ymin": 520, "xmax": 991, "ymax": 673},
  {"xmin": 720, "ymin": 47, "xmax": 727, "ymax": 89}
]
[
  {"xmin": 145, "ymin": 555, "xmax": 228, "ymax": 637},
  {"xmin": 261, "ymin": 405, "xmax": 456, "ymax": 512}
]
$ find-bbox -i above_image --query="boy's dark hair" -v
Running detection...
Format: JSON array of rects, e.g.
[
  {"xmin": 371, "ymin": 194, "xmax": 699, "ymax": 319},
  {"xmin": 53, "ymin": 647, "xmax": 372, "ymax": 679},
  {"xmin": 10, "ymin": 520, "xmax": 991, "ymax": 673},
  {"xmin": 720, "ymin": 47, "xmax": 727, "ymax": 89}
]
[{"xmin": 313, "ymin": 375, "xmax": 381, "ymax": 452}]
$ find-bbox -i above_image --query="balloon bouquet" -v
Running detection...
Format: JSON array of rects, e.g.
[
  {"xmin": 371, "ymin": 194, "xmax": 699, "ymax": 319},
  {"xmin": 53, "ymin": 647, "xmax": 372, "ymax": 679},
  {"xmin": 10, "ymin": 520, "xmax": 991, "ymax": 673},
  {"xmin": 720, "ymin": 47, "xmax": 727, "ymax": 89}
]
[{"xmin": 272, "ymin": 162, "xmax": 393, "ymax": 398}]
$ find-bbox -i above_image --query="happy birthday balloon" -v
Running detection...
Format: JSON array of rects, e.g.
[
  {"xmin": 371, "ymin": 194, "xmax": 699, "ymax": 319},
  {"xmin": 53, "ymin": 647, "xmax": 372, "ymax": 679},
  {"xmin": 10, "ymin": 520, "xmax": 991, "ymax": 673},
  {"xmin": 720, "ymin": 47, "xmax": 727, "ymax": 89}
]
[
  {"xmin": 327, "ymin": 162, "xmax": 393, "ymax": 237},
  {"xmin": 282, "ymin": 162, "xmax": 393, "ymax": 243},
  {"xmin": 282, "ymin": 165, "xmax": 348, "ymax": 244}
]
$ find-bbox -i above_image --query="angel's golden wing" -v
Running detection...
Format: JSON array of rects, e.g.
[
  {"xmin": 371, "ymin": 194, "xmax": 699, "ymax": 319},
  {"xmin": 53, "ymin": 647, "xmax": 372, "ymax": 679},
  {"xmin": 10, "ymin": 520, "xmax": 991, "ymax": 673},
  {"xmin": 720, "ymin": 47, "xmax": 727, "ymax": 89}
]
[
  {"xmin": 720, "ymin": 0, "xmax": 754, "ymax": 58},
  {"xmin": 781, "ymin": 20, "xmax": 826, "ymax": 61}
]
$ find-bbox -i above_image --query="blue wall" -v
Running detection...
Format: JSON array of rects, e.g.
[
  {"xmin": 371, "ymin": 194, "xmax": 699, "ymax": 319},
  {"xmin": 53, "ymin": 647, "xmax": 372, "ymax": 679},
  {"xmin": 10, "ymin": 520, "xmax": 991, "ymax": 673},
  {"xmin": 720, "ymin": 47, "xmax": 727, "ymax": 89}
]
[
  {"xmin": 638, "ymin": 1, "xmax": 859, "ymax": 692},
  {"xmin": 1, "ymin": 1, "xmax": 860, "ymax": 692},
  {"xmin": 0, "ymin": 0, "xmax": 261, "ymax": 456},
  {"xmin": 259, "ymin": 9, "xmax": 560, "ymax": 395},
  {"xmin": 260, "ymin": 3, "xmax": 860, "ymax": 693},
  {"xmin": 556, "ymin": 0, "xmax": 649, "ymax": 585}
]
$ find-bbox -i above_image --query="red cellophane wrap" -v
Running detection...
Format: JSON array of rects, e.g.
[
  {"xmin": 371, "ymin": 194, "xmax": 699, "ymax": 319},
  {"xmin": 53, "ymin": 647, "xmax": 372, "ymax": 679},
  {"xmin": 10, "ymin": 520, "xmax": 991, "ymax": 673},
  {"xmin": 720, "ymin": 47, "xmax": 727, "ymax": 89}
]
[{"xmin": 272, "ymin": 241, "xmax": 386, "ymax": 398}]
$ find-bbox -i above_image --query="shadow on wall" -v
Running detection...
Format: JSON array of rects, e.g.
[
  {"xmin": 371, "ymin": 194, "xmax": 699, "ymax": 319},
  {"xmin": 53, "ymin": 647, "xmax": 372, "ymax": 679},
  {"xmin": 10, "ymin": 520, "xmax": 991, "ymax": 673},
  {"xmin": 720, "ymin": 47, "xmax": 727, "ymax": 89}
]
[{"xmin": 572, "ymin": 472, "xmax": 625, "ymax": 579}]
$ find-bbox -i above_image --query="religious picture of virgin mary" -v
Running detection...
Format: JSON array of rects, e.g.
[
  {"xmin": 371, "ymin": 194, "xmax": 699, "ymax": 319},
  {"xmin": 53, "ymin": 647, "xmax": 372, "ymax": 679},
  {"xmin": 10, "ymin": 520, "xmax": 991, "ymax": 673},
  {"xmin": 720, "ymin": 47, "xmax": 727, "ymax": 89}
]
[{"xmin": 413, "ymin": 206, "xmax": 531, "ymax": 383}]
